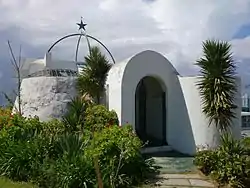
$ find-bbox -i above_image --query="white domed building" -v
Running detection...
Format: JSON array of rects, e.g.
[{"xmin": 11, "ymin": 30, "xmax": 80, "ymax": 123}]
[{"xmin": 13, "ymin": 21, "xmax": 242, "ymax": 155}]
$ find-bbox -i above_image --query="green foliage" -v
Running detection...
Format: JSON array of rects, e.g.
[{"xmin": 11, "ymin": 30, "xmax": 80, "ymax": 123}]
[
  {"xmin": 0, "ymin": 177, "xmax": 36, "ymax": 188},
  {"xmin": 77, "ymin": 46, "xmax": 112, "ymax": 104},
  {"xmin": 86, "ymin": 125, "xmax": 156, "ymax": 187},
  {"xmin": 193, "ymin": 149, "xmax": 218, "ymax": 175},
  {"xmin": 194, "ymin": 133, "xmax": 250, "ymax": 187},
  {"xmin": 34, "ymin": 134, "xmax": 95, "ymax": 188},
  {"xmin": 196, "ymin": 40, "xmax": 237, "ymax": 131},
  {"xmin": 53, "ymin": 133, "xmax": 89, "ymax": 159},
  {"xmin": 0, "ymin": 135, "xmax": 52, "ymax": 181},
  {"xmin": 0, "ymin": 117, "xmax": 63, "ymax": 182},
  {"xmin": 62, "ymin": 97, "xmax": 89, "ymax": 132},
  {"xmin": 0, "ymin": 107, "xmax": 15, "ymax": 128},
  {"xmin": 0, "ymin": 106, "xmax": 154, "ymax": 188},
  {"xmin": 40, "ymin": 155, "xmax": 94, "ymax": 188},
  {"xmin": 242, "ymin": 137, "xmax": 250, "ymax": 155},
  {"xmin": 84, "ymin": 104, "xmax": 119, "ymax": 132}
]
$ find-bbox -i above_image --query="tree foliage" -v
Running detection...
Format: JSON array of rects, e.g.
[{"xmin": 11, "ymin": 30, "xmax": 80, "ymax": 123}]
[
  {"xmin": 77, "ymin": 46, "xmax": 112, "ymax": 104},
  {"xmin": 196, "ymin": 39, "xmax": 237, "ymax": 131}
]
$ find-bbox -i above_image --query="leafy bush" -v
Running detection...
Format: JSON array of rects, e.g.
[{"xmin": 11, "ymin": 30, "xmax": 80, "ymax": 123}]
[
  {"xmin": 84, "ymin": 104, "xmax": 119, "ymax": 132},
  {"xmin": 87, "ymin": 125, "xmax": 156, "ymax": 187},
  {"xmin": 194, "ymin": 133, "xmax": 250, "ymax": 188},
  {"xmin": 62, "ymin": 97, "xmax": 89, "ymax": 132},
  {"xmin": 0, "ymin": 107, "xmax": 14, "ymax": 128},
  {"xmin": 34, "ymin": 133, "xmax": 95, "ymax": 188},
  {"xmin": 0, "ymin": 105, "xmax": 154, "ymax": 188},
  {"xmin": 0, "ymin": 135, "xmax": 51, "ymax": 181},
  {"xmin": 193, "ymin": 149, "xmax": 218, "ymax": 175},
  {"xmin": 211, "ymin": 134, "xmax": 250, "ymax": 187},
  {"xmin": 0, "ymin": 117, "xmax": 65, "ymax": 181},
  {"xmin": 242, "ymin": 137, "xmax": 250, "ymax": 155},
  {"xmin": 39, "ymin": 154, "xmax": 94, "ymax": 188}
]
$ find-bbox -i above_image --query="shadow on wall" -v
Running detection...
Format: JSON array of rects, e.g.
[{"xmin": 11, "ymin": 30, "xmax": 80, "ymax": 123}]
[{"xmin": 167, "ymin": 76, "xmax": 196, "ymax": 156}]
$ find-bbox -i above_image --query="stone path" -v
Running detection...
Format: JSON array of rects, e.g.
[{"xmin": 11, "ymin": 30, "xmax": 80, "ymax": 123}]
[
  {"xmin": 153, "ymin": 156, "xmax": 196, "ymax": 174},
  {"xmin": 143, "ymin": 173, "xmax": 216, "ymax": 187},
  {"xmin": 141, "ymin": 151, "xmax": 216, "ymax": 187},
  {"xmin": 148, "ymin": 151, "xmax": 196, "ymax": 174}
]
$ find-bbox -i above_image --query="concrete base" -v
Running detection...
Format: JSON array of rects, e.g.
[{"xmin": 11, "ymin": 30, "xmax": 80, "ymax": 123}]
[{"xmin": 141, "ymin": 145, "xmax": 173, "ymax": 154}]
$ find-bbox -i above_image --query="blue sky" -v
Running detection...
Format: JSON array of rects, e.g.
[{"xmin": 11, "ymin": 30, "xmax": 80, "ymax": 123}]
[
  {"xmin": 234, "ymin": 24, "xmax": 250, "ymax": 39},
  {"xmin": 1, "ymin": 0, "xmax": 250, "ymax": 104}
]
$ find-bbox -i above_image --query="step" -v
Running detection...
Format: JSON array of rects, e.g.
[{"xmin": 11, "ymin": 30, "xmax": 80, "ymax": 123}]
[{"xmin": 141, "ymin": 146, "xmax": 173, "ymax": 154}]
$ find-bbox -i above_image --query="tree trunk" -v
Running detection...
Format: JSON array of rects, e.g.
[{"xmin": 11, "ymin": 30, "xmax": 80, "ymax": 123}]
[{"xmin": 94, "ymin": 157, "xmax": 103, "ymax": 188}]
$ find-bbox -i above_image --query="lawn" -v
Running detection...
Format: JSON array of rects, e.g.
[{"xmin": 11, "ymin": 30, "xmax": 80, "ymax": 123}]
[{"xmin": 0, "ymin": 178, "xmax": 36, "ymax": 188}]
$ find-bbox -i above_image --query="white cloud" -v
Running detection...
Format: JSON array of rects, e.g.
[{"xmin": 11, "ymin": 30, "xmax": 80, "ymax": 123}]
[
  {"xmin": 0, "ymin": 0, "xmax": 250, "ymax": 75},
  {"xmin": 232, "ymin": 36, "xmax": 250, "ymax": 59}
]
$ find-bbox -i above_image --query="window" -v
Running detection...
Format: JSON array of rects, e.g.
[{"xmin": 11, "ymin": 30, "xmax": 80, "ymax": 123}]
[
  {"xmin": 242, "ymin": 107, "xmax": 250, "ymax": 112},
  {"xmin": 242, "ymin": 115, "xmax": 250, "ymax": 128}
]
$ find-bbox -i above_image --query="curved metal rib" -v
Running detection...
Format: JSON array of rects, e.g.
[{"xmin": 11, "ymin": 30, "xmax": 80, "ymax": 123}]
[
  {"xmin": 75, "ymin": 34, "xmax": 82, "ymax": 62},
  {"xmin": 48, "ymin": 33, "xmax": 116, "ymax": 64}
]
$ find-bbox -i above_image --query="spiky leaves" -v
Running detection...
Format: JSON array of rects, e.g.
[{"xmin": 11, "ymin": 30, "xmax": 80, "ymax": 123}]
[
  {"xmin": 77, "ymin": 46, "xmax": 112, "ymax": 104},
  {"xmin": 196, "ymin": 40, "xmax": 237, "ymax": 132}
]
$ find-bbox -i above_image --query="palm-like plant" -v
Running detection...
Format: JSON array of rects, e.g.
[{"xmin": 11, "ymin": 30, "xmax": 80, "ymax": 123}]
[
  {"xmin": 62, "ymin": 97, "xmax": 88, "ymax": 132},
  {"xmin": 196, "ymin": 39, "xmax": 237, "ymax": 132},
  {"xmin": 77, "ymin": 46, "xmax": 112, "ymax": 104},
  {"xmin": 77, "ymin": 46, "xmax": 111, "ymax": 188}
]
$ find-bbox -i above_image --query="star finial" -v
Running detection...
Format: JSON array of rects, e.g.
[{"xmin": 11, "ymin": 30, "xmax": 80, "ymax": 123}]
[{"xmin": 77, "ymin": 17, "xmax": 87, "ymax": 31}]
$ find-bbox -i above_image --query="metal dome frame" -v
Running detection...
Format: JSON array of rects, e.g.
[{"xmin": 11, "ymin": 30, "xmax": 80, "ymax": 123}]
[{"xmin": 47, "ymin": 33, "xmax": 116, "ymax": 64}]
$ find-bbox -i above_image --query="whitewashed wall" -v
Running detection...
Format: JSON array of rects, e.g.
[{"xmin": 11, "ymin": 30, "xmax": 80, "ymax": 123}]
[
  {"xmin": 179, "ymin": 76, "xmax": 241, "ymax": 150},
  {"xmin": 13, "ymin": 77, "xmax": 77, "ymax": 121}
]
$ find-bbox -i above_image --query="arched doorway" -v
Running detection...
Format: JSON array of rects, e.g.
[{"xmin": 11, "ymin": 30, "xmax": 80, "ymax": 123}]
[{"xmin": 135, "ymin": 76, "xmax": 167, "ymax": 147}]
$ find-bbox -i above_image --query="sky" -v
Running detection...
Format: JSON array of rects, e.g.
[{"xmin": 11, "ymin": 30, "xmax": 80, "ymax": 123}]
[{"xmin": 1, "ymin": 0, "xmax": 250, "ymax": 104}]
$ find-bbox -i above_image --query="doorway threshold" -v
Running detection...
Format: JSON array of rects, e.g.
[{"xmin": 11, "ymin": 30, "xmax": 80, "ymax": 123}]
[{"xmin": 141, "ymin": 145, "xmax": 173, "ymax": 154}]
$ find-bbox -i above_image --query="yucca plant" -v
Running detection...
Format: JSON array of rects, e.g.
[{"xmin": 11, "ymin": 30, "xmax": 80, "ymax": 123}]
[
  {"xmin": 196, "ymin": 39, "xmax": 237, "ymax": 132},
  {"xmin": 53, "ymin": 133, "xmax": 88, "ymax": 160},
  {"xmin": 77, "ymin": 46, "xmax": 112, "ymax": 104},
  {"xmin": 62, "ymin": 97, "xmax": 88, "ymax": 132}
]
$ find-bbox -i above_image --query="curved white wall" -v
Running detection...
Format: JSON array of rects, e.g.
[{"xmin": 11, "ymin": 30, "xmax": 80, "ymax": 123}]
[
  {"xmin": 107, "ymin": 50, "xmax": 241, "ymax": 155},
  {"xmin": 13, "ymin": 76, "xmax": 77, "ymax": 121},
  {"xmin": 179, "ymin": 76, "xmax": 241, "ymax": 149},
  {"xmin": 107, "ymin": 50, "xmax": 196, "ymax": 154}
]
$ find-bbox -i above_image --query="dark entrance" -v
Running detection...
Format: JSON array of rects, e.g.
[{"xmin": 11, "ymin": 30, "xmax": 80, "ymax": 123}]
[{"xmin": 135, "ymin": 76, "xmax": 167, "ymax": 147}]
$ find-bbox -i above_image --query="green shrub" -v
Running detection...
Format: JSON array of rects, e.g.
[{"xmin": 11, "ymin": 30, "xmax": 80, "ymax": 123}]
[
  {"xmin": 0, "ymin": 118, "xmax": 65, "ymax": 181},
  {"xmin": 84, "ymin": 105, "xmax": 119, "ymax": 132},
  {"xmin": 211, "ymin": 133, "xmax": 250, "ymax": 187},
  {"xmin": 0, "ymin": 107, "xmax": 13, "ymax": 128},
  {"xmin": 0, "ymin": 107, "xmax": 154, "ymax": 188},
  {"xmin": 194, "ymin": 133, "xmax": 250, "ymax": 188},
  {"xmin": 34, "ymin": 134, "xmax": 95, "ymax": 188},
  {"xmin": 0, "ymin": 135, "xmax": 50, "ymax": 181},
  {"xmin": 62, "ymin": 97, "xmax": 89, "ymax": 132},
  {"xmin": 193, "ymin": 149, "xmax": 218, "ymax": 175},
  {"xmin": 242, "ymin": 137, "xmax": 250, "ymax": 155},
  {"xmin": 86, "ymin": 125, "xmax": 156, "ymax": 187},
  {"xmin": 40, "ymin": 154, "xmax": 94, "ymax": 188}
]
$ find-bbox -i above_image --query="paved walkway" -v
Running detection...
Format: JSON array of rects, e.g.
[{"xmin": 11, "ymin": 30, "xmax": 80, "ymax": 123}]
[
  {"xmin": 142, "ymin": 151, "xmax": 217, "ymax": 187},
  {"xmin": 144, "ymin": 173, "xmax": 216, "ymax": 188}
]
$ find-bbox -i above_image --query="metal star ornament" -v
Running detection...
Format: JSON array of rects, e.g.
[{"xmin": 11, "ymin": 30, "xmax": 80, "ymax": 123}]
[{"xmin": 77, "ymin": 18, "xmax": 87, "ymax": 31}]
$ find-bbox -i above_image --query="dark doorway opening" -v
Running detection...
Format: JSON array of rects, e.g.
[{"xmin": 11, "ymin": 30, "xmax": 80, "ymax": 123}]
[{"xmin": 135, "ymin": 76, "xmax": 167, "ymax": 147}]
